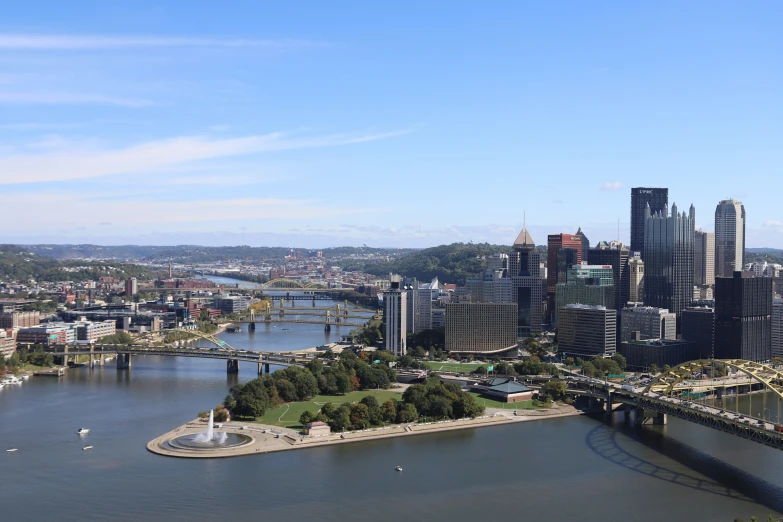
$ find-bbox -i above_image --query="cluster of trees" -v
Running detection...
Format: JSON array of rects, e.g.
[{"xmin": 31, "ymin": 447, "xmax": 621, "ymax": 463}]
[
  {"xmin": 98, "ymin": 332, "xmax": 134, "ymax": 344},
  {"xmin": 1, "ymin": 346, "xmax": 54, "ymax": 369},
  {"xmin": 357, "ymin": 243, "xmax": 514, "ymax": 285},
  {"xmin": 299, "ymin": 395, "xmax": 419, "ymax": 432},
  {"xmin": 471, "ymin": 356, "xmax": 561, "ymax": 377},
  {"xmin": 223, "ymin": 351, "xmax": 397, "ymax": 419},
  {"xmin": 565, "ymin": 354, "xmax": 627, "ymax": 378},
  {"xmin": 299, "ymin": 377, "xmax": 485, "ymax": 432},
  {"xmin": 198, "ymin": 404, "xmax": 229, "ymax": 422}
]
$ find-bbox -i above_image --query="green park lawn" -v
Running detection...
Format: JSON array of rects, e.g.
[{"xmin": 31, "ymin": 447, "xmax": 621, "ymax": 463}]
[{"xmin": 251, "ymin": 389, "xmax": 404, "ymax": 429}]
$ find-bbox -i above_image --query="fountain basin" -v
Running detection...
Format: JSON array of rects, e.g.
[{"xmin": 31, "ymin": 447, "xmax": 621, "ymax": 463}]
[{"xmin": 167, "ymin": 432, "xmax": 252, "ymax": 450}]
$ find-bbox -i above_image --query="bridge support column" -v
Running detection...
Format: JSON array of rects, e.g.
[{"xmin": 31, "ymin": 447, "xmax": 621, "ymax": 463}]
[
  {"xmin": 99, "ymin": 353, "xmax": 105, "ymax": 366},
  {"xmin": 604, "ymin": 393, "xmax": 613, "ymax": 418},
  {"xmin": 227, "ymin": 359, "xmax": 239, "ymax": 374},
  {"xmin": 264, "ymin": 363, "xmax": 270, "ymax": 374},
  {"xmin": 117, "ymin": 353, "xmax": 131, "ymax": 369},
  {"xmin": 324, "ymin": 323, "xmax": 331, "ymax": 332},
  {"xmin": 624, "ymin": 404, "xmax": 632, "ymax": 423},
  {"xmin": 634, "ymin": 408, "xmax": 667, "ymax": 425},
  {"xmin": 248, "ymin": 322, "xmax": 255, "ymax": 331}
]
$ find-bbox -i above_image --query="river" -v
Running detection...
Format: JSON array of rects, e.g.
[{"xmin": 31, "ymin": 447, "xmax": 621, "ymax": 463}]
[{"xmin": 1, "ymin": 282, "xmax": 783, "ymax": 521}]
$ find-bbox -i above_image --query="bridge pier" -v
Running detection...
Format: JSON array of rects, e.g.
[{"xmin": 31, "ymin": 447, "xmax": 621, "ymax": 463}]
[
  {"xmin": 257, "ymin": 362, "xmax": 271, "ymax": 375},
  {"xmin": 265, "ymin": 363, "xmax": 270, "ymax": 374},
  {"xmin": 99, "ymin": 353, "xmax": 105, "ymax": 366},
  {"xmin": 604, "ymin": 393, "xmax": 613, "ymax": 418},
  {"xmin": 633, "ymin": 408, "xmax": 667, "ymax": 425},
  {"xmin": 227, "ymin": 359, "xmax": 239, "ymax": 374},
  {"xmin": 324, "ymin": 323, "xmax": 331, "ymax": 332},
  {"xmin": 248, "ymin": 322, "xmax": 256, "ymax": 332},
  {"xmin": 116, "ymin": 353, "xmax": 132, "ymax": 369}
]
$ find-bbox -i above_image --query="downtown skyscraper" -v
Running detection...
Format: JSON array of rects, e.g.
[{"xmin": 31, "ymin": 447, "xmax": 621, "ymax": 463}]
[
  {"xmin": 630, "ymin": 187, "xmax": 668, "ymax": 259},
  {"xmin": 715, "ymin": 199, "xmax": 746, "ymax": 278},
  {"xmin": 643, "ymin": 202, "xmax": 695, "ymax": 321},
  {"xmin": 509, "ymin": 227, "xmax": 542, "ymax": 339}
]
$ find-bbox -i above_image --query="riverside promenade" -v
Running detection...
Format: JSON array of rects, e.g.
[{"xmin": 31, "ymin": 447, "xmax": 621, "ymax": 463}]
[{"xmin": 147, "ymin": 404, "xmax": 586, "ymax": 459}]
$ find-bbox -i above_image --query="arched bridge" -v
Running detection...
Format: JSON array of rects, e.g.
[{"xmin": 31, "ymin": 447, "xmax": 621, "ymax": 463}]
[{"xmin": 551, "ymin": 359, "xmax": 783, "ymax": 451}]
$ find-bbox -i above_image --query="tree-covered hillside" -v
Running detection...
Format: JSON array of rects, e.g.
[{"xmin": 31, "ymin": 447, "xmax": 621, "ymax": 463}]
[
  {"xmin": 0, "ymin": 246, "xmax": 156, "ymax": 282},
  {"xmin": 353, "ymin": 243, "xmax": 514, "ymax": 285}
]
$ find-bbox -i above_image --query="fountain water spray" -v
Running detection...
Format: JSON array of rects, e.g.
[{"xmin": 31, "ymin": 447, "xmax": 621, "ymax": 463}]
[{"xmin": 193, "ymin": 410, "xmax": 227, "ymax": 443}]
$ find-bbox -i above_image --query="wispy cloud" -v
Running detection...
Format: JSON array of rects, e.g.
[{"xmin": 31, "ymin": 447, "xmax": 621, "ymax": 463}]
[
  {"xmin": 600, "ymin": 181, "xmax": 625, "ymax": 191},
  {"xmin": 0, "ymin": 91, "xmax": 152, "ymax": 107},
  {"xmin": 764, "ymin": 220, "xmax": 783, "ymax": 227},
  {"xmin": 0, "ymin": 130, "xmax": 410, "ymax": 184},
  {"xmin": 0, "ymin": 34, "xmax": 312, "ymax": 50}
]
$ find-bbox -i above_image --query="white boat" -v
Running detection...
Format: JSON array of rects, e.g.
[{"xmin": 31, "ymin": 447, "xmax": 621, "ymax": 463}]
[
  {"xmin": 6, "ymin": 448, "xmax": 17, "ymax": 452},
  {"xmin": 77, "ymin": 428, "xmax": 90, "ymax": 435},
  {"xmin": 82, "ymin": 446, "xmax": 93, "ymax": 451},
  {"xmin": 395, "ymin": 466, "xmax": 403, "ymax": 472}
]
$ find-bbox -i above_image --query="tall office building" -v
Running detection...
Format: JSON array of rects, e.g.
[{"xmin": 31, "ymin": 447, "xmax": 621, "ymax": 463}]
[
  {"xmin": 575, "ymin": 227, "xmax": 590, "ymax": 264},
  {"xmin": 383, "ymin": 280, "xmax": 407, "ymax": 356},
  {"xmin": 124, "ymin": 277, "xmax": 138, "ymax": 297},
  {"xmin": 546, "ymin": 233, "xmax": 583, "ymax": 322},
  {"xmin": 681, "ymin": 305, "xmax": 715, "ymax": 359},
  {"xmin": 714, "ymin": 272, "xmax": 772, "ymax": 362},
  {"xmin": 694, "ymin": 230, "xmax": 715, "ymax": 286},
  {"xmin": 644, "ymin": 202, "xmax": 696, "ymax": 321},
  {"xmin": 554, "ymin": 264, "xmax": 614, "ymax": 327},
  {"xmin": 589, "ymin": 241, "xmax": 630, "ymax": 310},
  {"xmin": 464, "ymin": 269, "xmax": 514, "ymax": 304},
  {"xmin": 402, "ymin": 277, "xmax": 432, "ymax": 334},
  {"xmin": 508, "ymin": 227, "xmax": 542, "ymax": 338},
  {"xmin": 715, "ymin": 199, "xmax": 746, "ymax": 278},
  {"xmin": 445, "ymin": 303, "xmax": 518, "ymax": 355},
  {"xmin": 630, "ymin": 187, "xmax": 668, "ymax": 259},
  {"xmin": 628, "ymin": 253, "xmax": 644, "ymax": 303},
  {"xmin": 773, "ymin": 298, "xmax": 783, "ymax": 358},
  {"xmin": 558, "ymin": 304, "xmax": 617, "ymax": 359}
]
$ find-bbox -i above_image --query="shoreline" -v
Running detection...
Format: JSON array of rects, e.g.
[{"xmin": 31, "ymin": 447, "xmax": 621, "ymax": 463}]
[{"xmin": 146, "ymin": 404, "xmax": 593, "ymax": 459}]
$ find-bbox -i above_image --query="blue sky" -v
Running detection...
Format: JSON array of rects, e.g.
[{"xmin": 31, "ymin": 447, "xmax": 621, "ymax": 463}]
[{"xmin": 1, "ymin": 1, "xmax": 782, "ymax": 248}]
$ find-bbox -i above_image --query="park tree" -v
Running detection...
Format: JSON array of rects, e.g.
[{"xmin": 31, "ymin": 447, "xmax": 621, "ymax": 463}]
[
  {"xmin": 411, "ymin": 346, "xmax": 426, "ymax": 358},
  {"xmin": 360, "ymin": 396, "xmax": 382, "ymax": 424},
  {"xmin": 328, "ymin": 404, "xmax": 353, "ymax": 432},
  {"xmin": 349, "ymin": 403, "xmax": 371, "ymax": 429},
  {"xmin": 320, "ymin": 402, "xmax": 336, "ymax": 418},
  {"xmin": 649, "ymin": 364, "xmax": 659, "ymax": 375},
  {"xmin": 335, "ymin": 373, "xmax": 353, "ymax": 394},
  {"xmin": 542, "ymin": 380, "xmax": 567, "ymax": 401},
  {"xmin": 380, "ymin": 399, "xmax": 397, "ymax": 423},
  {"xmin": 299, "ymin": 411, "xmax": 314, "ymax": 426},
  {"xmin": 396, "ymin": 403, "xmax": 419, "ymax": 423},
  {"xmin": 662, "ymin": 364, "xmax": 671, "ymax": 374},
  {"xmin": 611, "ymin": 353, "xmax": 627, "ymax": 372},
  {"xmin": 305, "ymin": 358, "xmax": 324, "ymax": 377}
]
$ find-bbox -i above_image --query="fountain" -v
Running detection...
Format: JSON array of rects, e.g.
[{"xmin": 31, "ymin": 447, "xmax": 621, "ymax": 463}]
[{"xmin": 167, "ymin": 410, "xmax": 250, "ymax": 450}]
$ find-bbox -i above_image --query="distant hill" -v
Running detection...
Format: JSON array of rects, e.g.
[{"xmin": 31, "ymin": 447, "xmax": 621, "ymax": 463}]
[
  {"xmin": 17, "ymin": 244, "xmax": 406, "ymax": 263},
  {"xmin": 0, "ymin": 246, "xmax": 156, "ymax": 283},
  {"xmin": 746, "ymin": 248, "xmax": 783, "ymax": 265},
  {"xmin": 344, "ymin": 242, "xmax": 515, "ymax": 285}
]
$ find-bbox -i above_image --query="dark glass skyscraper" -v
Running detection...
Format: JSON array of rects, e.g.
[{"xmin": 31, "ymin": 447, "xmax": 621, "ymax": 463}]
[
  {"xmin": 630, "ymin": 187, "xmax": 668, "ymax": 258},
  {"xmin": 715, "ymin": 272, "xmax": 772, "ymax": 362},
  {"xmin": 589, "ymin": 241, "xmax": 629, "ymax": 311},
  {"xmin": 643, "ymin": 202, "xmax": 695, "ymax": 322}
]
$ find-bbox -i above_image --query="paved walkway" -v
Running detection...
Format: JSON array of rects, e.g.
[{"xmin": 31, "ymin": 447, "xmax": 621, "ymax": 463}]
[{"xmin": 147, "ymin": 405, "xmax": 589, "ymax": 459}]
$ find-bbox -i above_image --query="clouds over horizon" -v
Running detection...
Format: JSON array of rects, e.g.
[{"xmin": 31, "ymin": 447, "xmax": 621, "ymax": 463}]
[{"xmin": 0, "ymin": 34, "xmax": 313, "ymax": 50}]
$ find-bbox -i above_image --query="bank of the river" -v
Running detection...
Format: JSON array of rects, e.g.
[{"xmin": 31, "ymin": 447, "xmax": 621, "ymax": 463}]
[{"xmin": 147, "ymin": 403, "xmax": 586, "ymax": 459}]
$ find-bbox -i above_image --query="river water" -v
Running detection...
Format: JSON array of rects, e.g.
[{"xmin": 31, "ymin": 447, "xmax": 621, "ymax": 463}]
[{"xmin": 2, "ymin": 283, "xmax": 783, "ymax": 521}]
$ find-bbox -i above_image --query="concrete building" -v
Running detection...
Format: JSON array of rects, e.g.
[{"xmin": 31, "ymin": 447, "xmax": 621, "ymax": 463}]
[
  {"xmin": 445, "ymin": 303, "xmax": 518, "ymax": 355},
  {"xmin": 619, "ymin": 306, "xmax": 676, "ymax": 344},
  {"xmin": 558, "ymin": 304, "xmax": 616, "ymax": 358},
  {"xmin": 430, "ymin": 308, "xmax": 445, "ymax": 329},
  {"xmin": 125, "ymin": 277, "xmax": 138, "ymax": 297},
  {"xmin": 487, "ymin": 253, "xmax": 509, "ymax": 271},
  {"xmin": 644, "ymin": 202, "xmax": 696, "ymax": 321},
  {"xmin": 715, "ymin": 199, "xmax": 746, "ymax": 278},
  {"xmin": 715, "ymin": 272, "xmax": 772, "ymax": 362},
  {"xmin": 618, "ymin": 339, "xmax": 700, "ymax": 371},
  {"xmin": 630, "ymin": 187, "xmax": 669, "ymax": 259},
  {"xmin": 589, "ymin": 241, "xmax": 630, "ymax": 310},
  {"xmin": 0, "ymin": 329, "xmax": 16, "ymax": 359},
  {"xmin": 628, "ymin": 254, "xmax": 644, "ymax": 304},
  {"xmin": 553, "ymin": 264, "xmax": 614, "ymax": 327},
  {"xmin": 0, "ymin": 311, "xmax": 40, "ymax": 329},
  {"xmin": 17, "ymin": 323, "xmax": 78, "ymax": 346},
  {"xmin": 773, "ymin": 298, "xmax": 783, "ymax": 358},
  {"xmin": 681, "ymin": 305, "xmax": 715, "ymax": 359},
  {"xmin": 76, "ymin": 320, "xmax": 117, "ymax": 343},
  {"xmin": 402, "ymin": 277, "xmax": 433, "ymax": 334},
  {"xmin": 212, "ymin": 295, "xmax": 249, "ymax": 315},
  {"xmin": 694, "ymin": 230, "xmax": 715, "ymax": 286},
  {"xmin": 465, "ymin": 268, "xmax": 514, "ymax": 305},
  {"xmin": 383, "ymin": 280, "xmax": 407, "ymax": 356},
  {"xmin": 509, "ymin": 227, "xmax": 543, "ymax": 338}
]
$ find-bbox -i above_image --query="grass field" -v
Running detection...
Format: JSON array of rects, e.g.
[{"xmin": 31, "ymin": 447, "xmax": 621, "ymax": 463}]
[
  {"xmin": 468, "ymin": 393, "xmax": 537, "ymax": 410},
  {"xmin": 251, "ymin": 389, "xmax": 404, "ymax": 429},
  {"xmin": 423, "ymin": 361, "xmax": 483, "ymax": 373}
]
